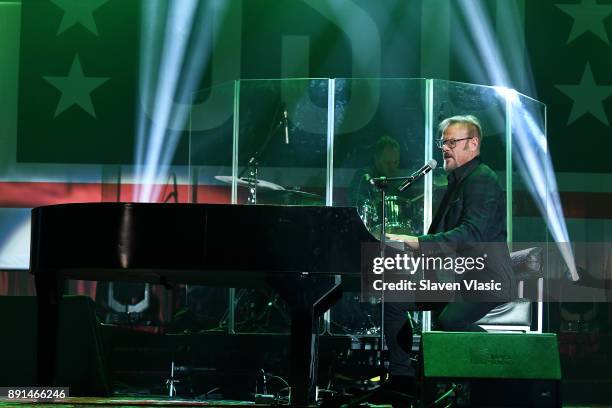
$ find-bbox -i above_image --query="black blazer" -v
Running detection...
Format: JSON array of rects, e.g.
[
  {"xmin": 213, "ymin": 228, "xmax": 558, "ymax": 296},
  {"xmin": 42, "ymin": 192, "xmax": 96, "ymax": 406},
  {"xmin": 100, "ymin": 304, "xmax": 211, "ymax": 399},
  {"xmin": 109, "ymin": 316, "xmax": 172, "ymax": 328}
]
[{"xmin": 418, "ymin": 157, "xmax": 515, "ymax": 301}]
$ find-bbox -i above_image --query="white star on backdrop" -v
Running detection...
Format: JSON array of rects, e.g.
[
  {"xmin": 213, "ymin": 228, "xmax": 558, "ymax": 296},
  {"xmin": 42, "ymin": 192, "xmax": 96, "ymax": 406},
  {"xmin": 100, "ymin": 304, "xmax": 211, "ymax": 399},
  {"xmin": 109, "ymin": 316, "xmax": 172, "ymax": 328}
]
[
  {"xmin": 555, "ymin": 0, "xmax": 612, "ymax": 44},
  {"xmin": 555, "ymin": 62, "xmax": 612, "ymax": 126},
  {"xmin": 51, "ymin": 0, "xmax": 109, "ymax": 36},
  {"xmin": 43, "ymin": 55, "xmax": 109, "ymax": 118}
]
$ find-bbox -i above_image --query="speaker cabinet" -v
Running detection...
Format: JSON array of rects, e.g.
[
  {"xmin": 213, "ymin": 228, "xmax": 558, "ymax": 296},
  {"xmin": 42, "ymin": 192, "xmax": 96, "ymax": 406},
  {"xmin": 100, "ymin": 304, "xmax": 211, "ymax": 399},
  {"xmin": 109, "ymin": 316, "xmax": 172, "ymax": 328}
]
[
  {"xmin": 421, "ymin": 331, "xmax": 561, "ymax": 407},
  {"xmin": 0, "ymin": 296, "xmax": 109, "ymax": 396}
]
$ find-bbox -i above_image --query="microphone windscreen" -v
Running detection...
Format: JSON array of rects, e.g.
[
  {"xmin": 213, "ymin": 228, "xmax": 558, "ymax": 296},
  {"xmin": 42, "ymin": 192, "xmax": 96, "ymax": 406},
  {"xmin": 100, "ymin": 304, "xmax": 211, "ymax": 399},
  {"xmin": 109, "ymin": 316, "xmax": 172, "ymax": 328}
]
[{"xmin": 428, "ymin": 159, "xmax": 437, "ymax": 170}]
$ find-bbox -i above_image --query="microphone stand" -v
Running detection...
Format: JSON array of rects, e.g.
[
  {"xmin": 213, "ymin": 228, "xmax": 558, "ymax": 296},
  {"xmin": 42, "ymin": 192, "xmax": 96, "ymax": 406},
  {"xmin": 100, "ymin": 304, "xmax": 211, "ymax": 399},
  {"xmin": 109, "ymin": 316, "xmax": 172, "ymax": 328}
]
[
  {"xmin": 370, "ymin": 176, "xmax": 390, "ymax": 381},
  {"xmin": 366, "ymin": 173, "xmax": 422, "ymax": 399},
  {"xmin": 328, "ymin": 169, "xmax": 430, "ymax": 407},
  {"xmin": 238, "ymin": 103, "xmax": 285, "ymax": 204},
  {"xmin": 162, "ymin": 173, "xmax": 179, "ymax": 203}
]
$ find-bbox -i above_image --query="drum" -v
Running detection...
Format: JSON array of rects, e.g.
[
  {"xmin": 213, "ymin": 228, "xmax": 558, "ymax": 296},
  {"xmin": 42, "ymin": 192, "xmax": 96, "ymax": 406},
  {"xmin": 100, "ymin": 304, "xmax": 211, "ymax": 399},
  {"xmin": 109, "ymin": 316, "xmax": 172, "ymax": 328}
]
[
  {"xmin": 359, "ymin": 196, "xmax": 414, "ymax": 234},
  {"xmin": 358, "ymin": 201, "xmax": 379, "ymax": 232},
  {"xmin": 378, "ymin": 195, "xmax": 413, "ymax": 234}
]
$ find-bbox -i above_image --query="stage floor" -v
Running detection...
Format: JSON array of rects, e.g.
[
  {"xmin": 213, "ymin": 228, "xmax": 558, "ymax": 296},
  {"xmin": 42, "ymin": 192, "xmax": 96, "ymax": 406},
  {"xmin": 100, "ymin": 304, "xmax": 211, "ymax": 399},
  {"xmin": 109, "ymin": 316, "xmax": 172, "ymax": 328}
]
[
  {"xmin": 0, "ymin": 397, "xmax": 608, "ymax": 408},
  {"xmin": 0, "ymin": 397, "xmax": 274, "ymax": 407}
]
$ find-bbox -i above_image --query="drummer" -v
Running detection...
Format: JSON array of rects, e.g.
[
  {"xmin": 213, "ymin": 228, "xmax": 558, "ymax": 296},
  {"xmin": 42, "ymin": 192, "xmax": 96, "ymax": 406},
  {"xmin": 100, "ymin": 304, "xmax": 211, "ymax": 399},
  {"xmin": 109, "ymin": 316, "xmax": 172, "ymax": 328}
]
[
  {"xmin": 347, "ymin": 135, "xmax": 401, "ymax": 206},
  {"xmin": 347, "ymin": 136, "xmax": 420, "ymax": 234}
]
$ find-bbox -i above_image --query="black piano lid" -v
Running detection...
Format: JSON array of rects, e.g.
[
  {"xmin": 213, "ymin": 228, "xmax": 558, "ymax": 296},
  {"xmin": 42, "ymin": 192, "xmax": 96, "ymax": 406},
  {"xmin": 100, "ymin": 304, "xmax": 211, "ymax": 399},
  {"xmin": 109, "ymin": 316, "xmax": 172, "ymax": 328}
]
[{"xmin": 30, "ymin": 202, "xmax": 377, "ymax": 286}]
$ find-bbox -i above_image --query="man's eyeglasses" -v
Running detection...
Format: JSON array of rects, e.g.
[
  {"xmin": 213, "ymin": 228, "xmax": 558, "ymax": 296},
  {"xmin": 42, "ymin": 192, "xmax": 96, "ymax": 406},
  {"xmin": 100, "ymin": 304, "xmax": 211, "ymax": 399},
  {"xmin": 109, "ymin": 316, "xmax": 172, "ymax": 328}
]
[{"xmin": 435, "ymin": 137, "xmax": 473, "ymax": 149}]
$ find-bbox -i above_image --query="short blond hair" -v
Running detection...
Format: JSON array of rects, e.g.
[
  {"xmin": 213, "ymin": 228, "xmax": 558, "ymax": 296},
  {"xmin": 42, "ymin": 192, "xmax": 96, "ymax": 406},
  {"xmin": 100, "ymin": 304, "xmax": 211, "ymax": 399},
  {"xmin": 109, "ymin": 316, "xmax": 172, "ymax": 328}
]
[{"xmin": 438, "ymin": 115, "xmax": 483, "ymax": 143}]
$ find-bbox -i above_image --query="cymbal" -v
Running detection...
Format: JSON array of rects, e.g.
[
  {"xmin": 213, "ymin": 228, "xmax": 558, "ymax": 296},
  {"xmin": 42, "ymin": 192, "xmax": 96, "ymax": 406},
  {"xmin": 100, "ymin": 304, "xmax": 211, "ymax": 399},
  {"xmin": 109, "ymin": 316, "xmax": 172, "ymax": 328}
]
[{"xmin": 214, "ymin": 175, "xmax": 285, "ymax": 191}]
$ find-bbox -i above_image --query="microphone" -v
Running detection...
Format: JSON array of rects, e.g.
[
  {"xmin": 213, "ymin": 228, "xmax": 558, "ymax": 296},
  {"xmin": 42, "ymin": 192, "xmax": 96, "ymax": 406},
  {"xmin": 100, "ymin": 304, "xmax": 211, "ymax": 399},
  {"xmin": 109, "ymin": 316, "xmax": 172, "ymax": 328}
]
[
  {"xmin": 283, "ymin": 108, "xmax": 289, "ymax": 144},
  {"xmin": 398, "ymin": 159, "xmax": 437, "ymax": 192},
  {"xmin": 363, "ymin": 173, "xmax": 373, "ymax": 184}
]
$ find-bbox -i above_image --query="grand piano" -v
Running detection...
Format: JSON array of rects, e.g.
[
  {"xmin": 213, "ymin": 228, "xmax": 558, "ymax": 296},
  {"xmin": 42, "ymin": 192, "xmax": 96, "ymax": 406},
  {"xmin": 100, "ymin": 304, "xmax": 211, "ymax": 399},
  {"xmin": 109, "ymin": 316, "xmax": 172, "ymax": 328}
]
[{"xmin": 30, "ymin": 202, "xmax": 378, "ymax": 405}]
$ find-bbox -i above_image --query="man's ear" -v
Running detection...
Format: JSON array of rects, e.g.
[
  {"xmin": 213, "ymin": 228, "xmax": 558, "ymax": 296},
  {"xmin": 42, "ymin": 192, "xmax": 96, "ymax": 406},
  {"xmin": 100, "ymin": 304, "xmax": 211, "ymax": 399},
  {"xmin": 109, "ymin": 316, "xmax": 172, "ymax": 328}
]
[{"xmin": 469, "ymin": 137, "xmax": 478, "ymax": 151}]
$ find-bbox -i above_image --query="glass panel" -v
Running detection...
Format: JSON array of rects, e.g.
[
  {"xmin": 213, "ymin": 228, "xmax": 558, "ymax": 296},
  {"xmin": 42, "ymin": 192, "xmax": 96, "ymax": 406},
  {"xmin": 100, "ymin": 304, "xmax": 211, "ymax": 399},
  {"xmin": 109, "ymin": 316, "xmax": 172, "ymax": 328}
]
[
  {"xmin": 179, "ymin": 81, "xmax": 237, "ymax": 333},
  {"xmin": 511, "ymin": 94, "xmax": 550, "ymax": 332},
  {"xmin": 234, "ymin": 79, "xmax": 329, "ymax": 207},
  {"xmin": 189, "ymin": 81, "xmax": 236, "ymax": 204},
  {"xmin": 431, "ymin": 80, "xmax": 508, "ymax": 201},
  {"xmin": 330, "ymin": 78, "xmax": 426, "ymax": 335},
  {"xmin": 423, "ymin": 81, "xmax": 509, "ymax": 331},
  {"xmin": 333, "ymin": 79, "xmax": 426, "ymax": 230},
  {"xmin": 232, "ymin": 79, "xmax": 330, "ymax": 333},
  {"xmin": 183, "ymin": 78, "xmax": 553, "ymax": 336},
  {"xmin": 510, "ymin": 94, "xmax": 548, "ymax": 241}
]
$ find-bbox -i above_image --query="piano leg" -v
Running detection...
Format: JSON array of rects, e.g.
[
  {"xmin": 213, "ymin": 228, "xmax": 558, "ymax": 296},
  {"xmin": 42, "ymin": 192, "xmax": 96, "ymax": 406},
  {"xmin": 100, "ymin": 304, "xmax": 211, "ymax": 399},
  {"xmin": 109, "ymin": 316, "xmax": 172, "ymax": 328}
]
[
  {"xmin": 289, "ymin": 307, "xmax": 317, "ymax": 406},
  {"xmin": 34, "ymin": 271, "xmax": 65, "ymax": 387},
  {"xmin": 269, "ymin": 274, "xmax": 341, "ymax": 407}
]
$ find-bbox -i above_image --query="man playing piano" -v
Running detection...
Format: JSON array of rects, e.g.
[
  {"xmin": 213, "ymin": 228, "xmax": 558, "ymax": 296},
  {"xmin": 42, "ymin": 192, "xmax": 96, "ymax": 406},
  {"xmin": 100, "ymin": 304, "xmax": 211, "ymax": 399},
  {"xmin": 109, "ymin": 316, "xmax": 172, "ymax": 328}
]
[{"xmin": 384, "ymin": 115, "xmax": 515, "ymax": 394}]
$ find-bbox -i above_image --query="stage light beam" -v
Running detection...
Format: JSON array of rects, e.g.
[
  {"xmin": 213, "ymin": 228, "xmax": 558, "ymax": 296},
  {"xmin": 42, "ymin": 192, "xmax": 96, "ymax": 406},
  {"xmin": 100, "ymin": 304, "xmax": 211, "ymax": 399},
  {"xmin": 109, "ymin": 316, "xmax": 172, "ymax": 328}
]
[
  {"xmin": 134, "ymin": 0, "xmax": 228, "ymax": 203},
  {"xmin": 457, "ymin": 0, "xmax": 577, "ymax": 278}
]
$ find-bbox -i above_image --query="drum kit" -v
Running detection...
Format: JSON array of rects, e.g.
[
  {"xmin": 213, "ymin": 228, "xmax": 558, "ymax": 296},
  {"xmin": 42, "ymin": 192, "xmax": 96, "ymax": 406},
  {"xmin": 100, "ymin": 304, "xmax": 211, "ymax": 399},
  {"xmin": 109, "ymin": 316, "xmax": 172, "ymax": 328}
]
[
  {"xmin": 358, "ymin": 195, "xmax": 416, "ymax": 236},
  {"xmin": 358, "ymin": 173, "xmax": 447, "ymax": 236}
]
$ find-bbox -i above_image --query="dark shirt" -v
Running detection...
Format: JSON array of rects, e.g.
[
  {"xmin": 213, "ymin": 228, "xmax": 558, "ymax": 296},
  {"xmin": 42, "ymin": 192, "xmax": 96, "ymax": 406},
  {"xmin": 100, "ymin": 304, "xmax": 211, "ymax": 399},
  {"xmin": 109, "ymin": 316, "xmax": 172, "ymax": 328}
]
[
  {"xmin": 418, "ymin": 155, "xmax": 515, "ymax": 301},
  {"xmin": 429, "ymin": 156, "xmax": 482, "ymax": 232}
]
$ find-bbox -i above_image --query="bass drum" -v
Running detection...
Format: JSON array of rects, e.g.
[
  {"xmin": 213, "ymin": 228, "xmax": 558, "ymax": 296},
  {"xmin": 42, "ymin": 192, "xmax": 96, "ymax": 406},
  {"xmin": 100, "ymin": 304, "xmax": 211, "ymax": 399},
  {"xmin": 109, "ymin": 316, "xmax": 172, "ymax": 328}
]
[
  {"xmin": 380, "ymin": 195, "xmax": 413, "ymax": 233},
  {"xmin": 363, "ymin": 196, "xmax": 415, "ymax": 235},
  {"xmin": 358, "ymin": 196, "xmax": 415, "ymax": 235}
]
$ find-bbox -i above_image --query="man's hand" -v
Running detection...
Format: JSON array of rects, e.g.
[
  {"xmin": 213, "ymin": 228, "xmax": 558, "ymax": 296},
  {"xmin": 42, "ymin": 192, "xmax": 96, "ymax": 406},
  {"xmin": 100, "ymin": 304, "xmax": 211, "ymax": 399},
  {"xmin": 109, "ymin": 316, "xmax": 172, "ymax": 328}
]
[{"xmin": 386, "ymin": 233, "xmax": 420, "ymax": 250}]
